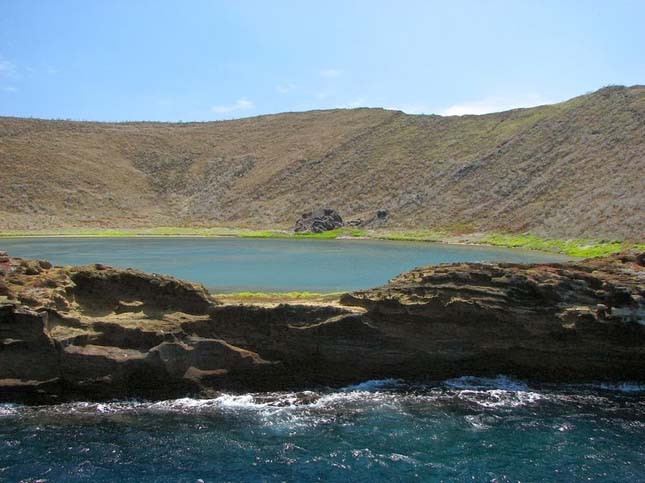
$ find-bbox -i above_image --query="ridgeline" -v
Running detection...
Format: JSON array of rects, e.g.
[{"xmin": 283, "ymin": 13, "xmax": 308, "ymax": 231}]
[{"xmin": 1, "ymin": 85, "xmax": 643, "ymax": 241}]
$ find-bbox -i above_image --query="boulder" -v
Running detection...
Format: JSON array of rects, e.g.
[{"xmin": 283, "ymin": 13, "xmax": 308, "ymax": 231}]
[
  {"xmin": 376, "ymin": 209, "xmax": 388, "ymax": 219},
  {"xmin": 349, "ymin": 209, "xmax": 389, "ymax": 228},
  {"xmin": 294, "ymin": 208, "xmax": 344, "ymax": 233},
  {"xmin": 366, "ymin": 208, "xmax": 389, "ymax": 227}
]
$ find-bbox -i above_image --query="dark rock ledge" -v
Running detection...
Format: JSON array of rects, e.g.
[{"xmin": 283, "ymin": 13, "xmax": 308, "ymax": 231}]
[{"xmin": 0, "ymin": 252, "xmax": 643, "ymax": 403}]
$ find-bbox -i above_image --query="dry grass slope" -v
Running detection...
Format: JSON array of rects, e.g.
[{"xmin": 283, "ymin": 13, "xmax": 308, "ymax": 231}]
[{"xmin": 0, "ymin": 85, "xmax": 643, "ymax": 240}]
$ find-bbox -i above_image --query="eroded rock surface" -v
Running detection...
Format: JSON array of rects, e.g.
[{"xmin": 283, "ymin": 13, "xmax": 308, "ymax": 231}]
[
  {"xmin": 342, "ymin": 254, "xmax": 645, "ymax": 381},
  {"xmin": 0, "ymin": 252, "xmax": 643, "ymax": 402}
]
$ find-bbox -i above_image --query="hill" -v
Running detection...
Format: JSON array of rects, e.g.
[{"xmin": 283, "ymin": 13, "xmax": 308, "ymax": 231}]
[{"xmin": 0, "ymin": 85, "xmax": 643, "ymax": 240}]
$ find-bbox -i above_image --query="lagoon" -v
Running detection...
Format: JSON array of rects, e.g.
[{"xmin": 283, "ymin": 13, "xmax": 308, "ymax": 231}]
[{"xmin": 0, "ymin": 237, "xmax": 569, "ymax": 293}]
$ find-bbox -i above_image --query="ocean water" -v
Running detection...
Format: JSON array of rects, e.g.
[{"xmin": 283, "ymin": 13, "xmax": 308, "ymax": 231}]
[
  {"xmin": 0, "ymin": 237, "xmax": 569, "ymax": 292},
  {"xmin": 1, "ymin": 377, "xmax": 643, "ymax": 482}
]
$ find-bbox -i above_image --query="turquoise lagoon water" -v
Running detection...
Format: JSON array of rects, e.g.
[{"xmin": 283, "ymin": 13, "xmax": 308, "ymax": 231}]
[
  {"xmin": 0, "ymin": 237, "xmax": 569, "ymax": 292},
  {"xmin": 2, "ymin": 238, "xmax": 642, "ymax": 482}
]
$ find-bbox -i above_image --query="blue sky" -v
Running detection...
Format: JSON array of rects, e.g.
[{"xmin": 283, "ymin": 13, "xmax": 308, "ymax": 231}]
[{"xmin": 1, "ymin": 0, "xmax": 643, "ymax": 121}]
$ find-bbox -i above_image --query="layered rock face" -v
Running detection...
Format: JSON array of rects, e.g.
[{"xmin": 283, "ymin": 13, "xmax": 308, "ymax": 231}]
[
  {"xmin": 341, "ymin": 254, "xmax": 645, "ymax": 382},
  {"xmin": 0, "ymin": 253, "xmax": 643, "ymax": 402}
]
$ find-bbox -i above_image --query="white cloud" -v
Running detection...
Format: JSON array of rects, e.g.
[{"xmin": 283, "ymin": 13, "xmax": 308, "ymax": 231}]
[
  {"xmin": 320, "ymin": 68, "xmax": 341, "ymax": 78},
  {"xmin": 384, "ymin": 94, "xmax": 554, "ymax": 116},
  {"xmin": 276, "ymin": 83, "xmax": 296, "ymax": 94},
  {"xmin": 440, "ymin": 94, "xmax": 552, "ymax": 116},
  {"xmin": 2, "ymin": 86, "xmax": 18, "ymax": 93},
  {"xmin": 385, "ymin": 104, "xmax": 430, "ymax": 115},
  {"xmin": 211, "ymin": 97, "xmax": 255, "ymax": 114}
]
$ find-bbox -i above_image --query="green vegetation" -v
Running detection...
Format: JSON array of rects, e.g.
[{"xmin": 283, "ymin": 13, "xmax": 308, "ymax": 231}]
[
  {"xmin": 1, "ymin": 226, "xmax": 641, "ymax": 259},
  {"xmin": 242, "ymin": 228, "xmax": 366, "ymax": 239},
  {"xmin": 213, "ymin": 291, "xmax": 344, "ymax": 299},
  {"xmin": 0, "ymin": 226, "xmax": 367, "ymax": 239},
  {"xmin": 480, "ymin": 233, "xmax": 645, "ymax": 258},
  {"xmin": 0, "ymin": 226, "xmax": 287, "ymax": 238},
  {"xmin": 294, "ymin": 228, "xmax": 366, "ymax": 239},
  {"xmin": 0, "ymin": 227, "xmax": 238, "ymax": 237},
  {"xmin": 368, "ymin": 230, "xmax": 643, "ymax": 258},
  {"xmin": 374, "ymin": 230, "xmax": 446, "ymax": 242}
]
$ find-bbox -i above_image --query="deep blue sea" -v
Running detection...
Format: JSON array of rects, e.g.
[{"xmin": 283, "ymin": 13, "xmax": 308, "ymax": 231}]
[{"xmin": 1, "ymin": 377, "xmax": 643, "ymax": 482}]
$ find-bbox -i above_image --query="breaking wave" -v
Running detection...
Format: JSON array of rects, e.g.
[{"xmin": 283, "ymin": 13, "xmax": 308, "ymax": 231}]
[
  {"xmin": 2, "ymin": 375, "xmax": 642, "ymax": 419},
  {"xmin": 2, "ymin": 376, "xmax": 644, "ymax": 482}
]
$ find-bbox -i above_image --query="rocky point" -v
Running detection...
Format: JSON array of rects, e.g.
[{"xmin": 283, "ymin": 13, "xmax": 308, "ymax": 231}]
[{"xmin": 0, "ymin": 252, "xmax": 643, "ymax": 403}]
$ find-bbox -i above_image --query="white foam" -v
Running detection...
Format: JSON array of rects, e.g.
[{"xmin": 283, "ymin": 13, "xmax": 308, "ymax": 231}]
[
  {"xmin": 342, "ymin": 378, "xmax": 404, "ymax": 392},
  {"xmin": 213, "ymin": 394, "xmax": 264, "ymax": 408},
  {"xmin": 598, "ymin": 382, "xmax": 645, "ymax": 393},
  {"xmin": 443, "ymin": 375, "xmax": 530, "ymax": 391},
  {"xmin": 456, "ymin": 388, "xmax": 544, "ymax": 408},
  {"xmin": 0, "ymin": 403, "xmax": 19, "ymax": 416},
  {"xmin": 439, "ymin": 375, "xmax": 548, "ymax": 408},
  {"xmin": 1, "ymin": 376, "xmax": 640, "ymax": 418}
]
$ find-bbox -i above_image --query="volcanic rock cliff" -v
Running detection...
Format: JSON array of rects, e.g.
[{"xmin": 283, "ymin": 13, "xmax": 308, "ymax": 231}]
[{"xmin": 0, "ymin": 253, "xmax": 643, "ymax": 403}]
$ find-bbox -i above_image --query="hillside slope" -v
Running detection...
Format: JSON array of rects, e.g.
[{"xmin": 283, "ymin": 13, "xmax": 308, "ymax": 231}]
[{"xmin": 1, "ymin": 85, "xmax": 643, "ymax": 239}]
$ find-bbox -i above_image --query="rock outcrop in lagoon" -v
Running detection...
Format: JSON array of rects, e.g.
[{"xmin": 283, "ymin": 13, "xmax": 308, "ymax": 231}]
[{"xmin": 1, "ymin": 253, "xmax": 643, "ymax": 402}]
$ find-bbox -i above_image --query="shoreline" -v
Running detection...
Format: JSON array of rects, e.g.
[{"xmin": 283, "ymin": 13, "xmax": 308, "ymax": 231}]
[
  {"xmin": 1, "ymin": 226, "xmax": 643, "ymax": 258},
  {"xmin": 1, "ymin": 252, "xmax": 643, "ymax": 403}
]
